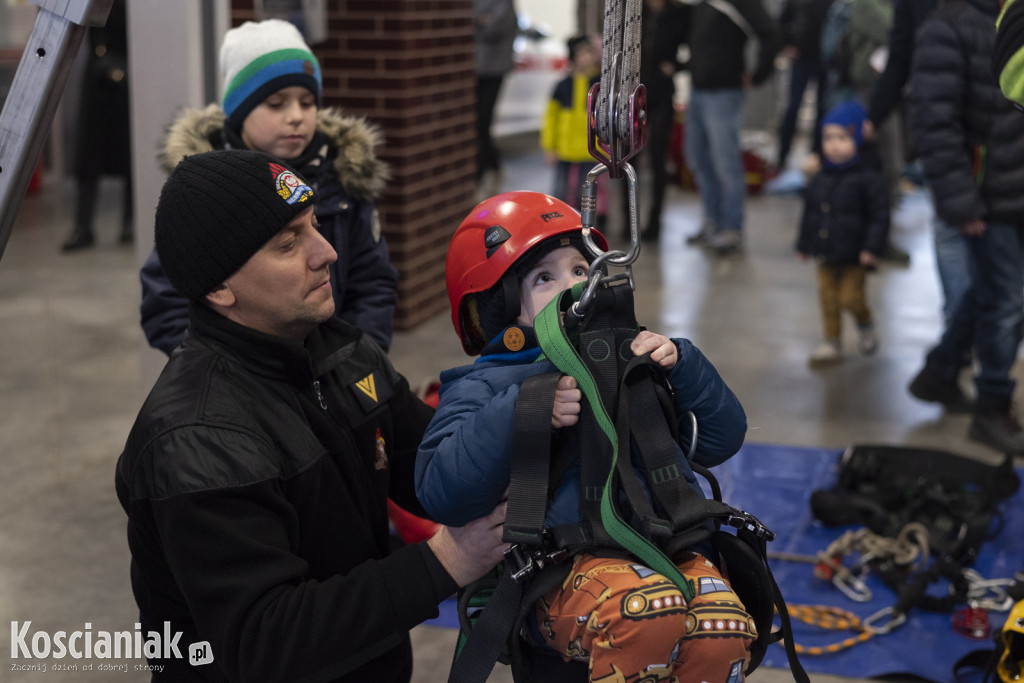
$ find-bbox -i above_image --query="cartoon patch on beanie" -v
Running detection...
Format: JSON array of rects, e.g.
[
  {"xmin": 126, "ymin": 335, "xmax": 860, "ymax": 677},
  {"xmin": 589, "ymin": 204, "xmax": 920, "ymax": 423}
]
[{"xmin": 270, "ymin": 162, "xmax": 314, "ymax": 205}]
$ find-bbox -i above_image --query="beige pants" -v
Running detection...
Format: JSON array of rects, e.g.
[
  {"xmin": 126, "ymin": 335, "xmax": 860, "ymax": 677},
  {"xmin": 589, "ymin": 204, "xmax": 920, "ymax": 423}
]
[{"xmin": 816, "ymin": 263, "xmax": 872, "ymax": 341}]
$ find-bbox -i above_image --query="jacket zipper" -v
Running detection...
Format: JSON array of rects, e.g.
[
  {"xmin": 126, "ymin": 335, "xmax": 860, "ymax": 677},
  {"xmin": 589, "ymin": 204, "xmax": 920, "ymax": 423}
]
[{"xmin": 312, "ymin": 380, "xmax": 327, "ymax": 410}]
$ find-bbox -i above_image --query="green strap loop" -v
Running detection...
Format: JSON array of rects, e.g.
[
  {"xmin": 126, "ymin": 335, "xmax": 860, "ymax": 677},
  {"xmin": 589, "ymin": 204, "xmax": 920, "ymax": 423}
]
[{"xmin": 533, "ymin": 283, "xmax": 696, "ymax": 602}]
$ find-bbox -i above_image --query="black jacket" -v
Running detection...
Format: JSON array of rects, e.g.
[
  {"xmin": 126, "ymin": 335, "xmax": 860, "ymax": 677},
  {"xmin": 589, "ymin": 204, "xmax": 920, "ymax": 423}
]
[
  {"xmin": 642, "ymin": 0, "xmax": 691, "ymax": 107},
  {"xmin": 140, "ymin": 106, "xmax": 398, "ymax": 354},
  {"xmin": 115, "ymin": 305, "xmax": 446, "ymax": 682},
  {"xmin": 797, "ymin": 163, "xmax": 890, "ymax": 264},
  {"xmin": 779, "ymin": 0, "xmax": 834, "ymax": 63},
  {"xmin": 910, "ymin": 0, "xmax": 1024, "ymax": 227},
  {"xmin": 688, "ymin": 0, "xmax": 782, "ymax": 89},
  {"xmin": 867, "ymin": 0, "xmax": 940, "ymax": 126}
]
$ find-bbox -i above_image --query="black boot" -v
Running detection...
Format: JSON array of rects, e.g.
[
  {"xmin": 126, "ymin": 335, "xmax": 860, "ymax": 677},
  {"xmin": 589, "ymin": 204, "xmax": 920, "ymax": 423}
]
[
  {"xmin": 61, "ymin": 225, "xmax": 94, "ymax": 252},
  {"xmin": 908, "ymin": 363, "xmax": 972, "ymax": 413},
  {"xmin": 969, "ymin": 404, "xmax": 1024, "ymax": 455},
  {"xmin": 63, "ymin": 177, "xmax": 97, "ymax": 252}
]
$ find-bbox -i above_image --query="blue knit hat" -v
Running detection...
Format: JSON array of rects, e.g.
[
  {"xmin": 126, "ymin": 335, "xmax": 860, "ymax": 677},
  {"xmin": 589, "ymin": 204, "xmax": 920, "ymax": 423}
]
[
  {"xmin": 220, "ymin": 19, "xmax": 322, "ymax": 132},
  {"xmin": 822, "ymin": 100, "xmax": 867, "ymax": 149}
]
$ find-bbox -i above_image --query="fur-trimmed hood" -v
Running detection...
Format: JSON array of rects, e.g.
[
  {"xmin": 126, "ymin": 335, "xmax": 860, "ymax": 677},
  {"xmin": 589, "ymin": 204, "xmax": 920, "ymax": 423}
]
[{"xmin": 160, "ymin": 104, "xmax": 388, "ymax": 201}]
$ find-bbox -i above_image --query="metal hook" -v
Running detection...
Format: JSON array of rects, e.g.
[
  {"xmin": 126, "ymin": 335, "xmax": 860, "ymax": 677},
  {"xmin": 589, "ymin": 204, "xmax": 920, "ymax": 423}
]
[{"xmin": 863, "ymin": 606, "xmax": 907, "ymax": 634}]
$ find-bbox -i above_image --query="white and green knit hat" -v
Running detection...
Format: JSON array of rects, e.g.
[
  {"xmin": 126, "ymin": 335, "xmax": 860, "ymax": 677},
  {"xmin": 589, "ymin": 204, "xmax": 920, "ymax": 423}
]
[{"xmin": 219, "ymin": 19, "xmax": 322, "ymax": 132}]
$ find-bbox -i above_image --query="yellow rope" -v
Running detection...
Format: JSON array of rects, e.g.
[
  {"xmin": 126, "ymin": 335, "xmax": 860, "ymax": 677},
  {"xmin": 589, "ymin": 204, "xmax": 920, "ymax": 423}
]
[{"xmin": 786, "ymin": 604, "xmax": 877, "ymax": 655}]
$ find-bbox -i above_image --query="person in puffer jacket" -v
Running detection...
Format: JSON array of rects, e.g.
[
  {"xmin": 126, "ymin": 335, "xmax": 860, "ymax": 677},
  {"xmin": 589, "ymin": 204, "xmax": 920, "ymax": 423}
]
[
  {"xmin": 139, "ymin": 19, "xmax": 398, "ymax": 355},
  {"xmin": 797, "ymin": 101, "xmax": 889, "ymax": 367},
  {"xmin": 416, "ymin": 192, "xmax": 753, "ymax": 681},
  {"xmin": 907, "ymin": 0, "xmax": 1024, "ymax": 455}
]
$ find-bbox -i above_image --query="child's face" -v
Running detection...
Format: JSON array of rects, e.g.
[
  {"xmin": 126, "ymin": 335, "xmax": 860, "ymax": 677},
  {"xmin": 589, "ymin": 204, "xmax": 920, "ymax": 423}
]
[
  {"xmin": 517, "ymin": 246, "xmax": 590, "ymax": 327},
  {"xmin": 241, "ymin": 86, "xmax": 317, "ymax": 161},
  {"xmin": 821, "ymin": 124, "xmax": 856, "ymax": 166},
  {"xmin": 573, "ymin": 42, "xmax": 599, "ymax": 75}
]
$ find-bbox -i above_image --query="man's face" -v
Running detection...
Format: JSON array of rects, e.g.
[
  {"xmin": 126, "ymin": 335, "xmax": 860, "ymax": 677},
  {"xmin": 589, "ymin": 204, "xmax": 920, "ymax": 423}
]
[
  {"xmin": 517, "ymin": 246, "xmax": 590, "ymax": 327},
  {"xmin": 216, "ymin": 207, "xmax": 337, "ymax": 341},
  {"xmin": 241, "ymin": 86, "xmax": 317, "ymax": 160}
]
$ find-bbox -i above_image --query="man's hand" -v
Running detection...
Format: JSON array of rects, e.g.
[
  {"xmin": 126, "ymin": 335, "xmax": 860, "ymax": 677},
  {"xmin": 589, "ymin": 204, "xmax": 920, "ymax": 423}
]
[
  {"xmin": 552, "ymin": 375, "xmax": 582, "ymax": 428},
  {"xmin": 960, "ymin": 219, "xmax": 986, "ymax": 237},
  {"xmin": 631, "ymin": 330, "xmax": 678, "ymax": 368},
  {"xmin": 428, "ymin": 501, "xmax": 509, "ymax": 588}
]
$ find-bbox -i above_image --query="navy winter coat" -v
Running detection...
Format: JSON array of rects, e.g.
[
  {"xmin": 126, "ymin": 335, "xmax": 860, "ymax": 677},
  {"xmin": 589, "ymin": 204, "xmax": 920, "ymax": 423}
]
[
  {"xmin": 910, "ymin": 0, "xmax": 1024, "ymax": 228},
  {"xmin": 796, "ymin": 163, "xmax": 890, "ymax": 264},
  {"xmin": 415, "ymin": 334, "xmax": 747, "ymax": 535}
]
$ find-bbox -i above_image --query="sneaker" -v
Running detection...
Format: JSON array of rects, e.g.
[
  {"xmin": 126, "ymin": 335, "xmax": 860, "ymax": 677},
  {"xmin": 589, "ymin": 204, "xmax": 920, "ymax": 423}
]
[
  {"xmin": 809, "ymin": 340, "xmax": 842, "ymax": 367},
  {"xmin": 686, "ymin": 224, "xmax": 715, "ymax": 246},
  {"xmin": 969, "ymin": 407, "xmax": 1024, "ymax": 455},
  {"xmin": 710, "ymin": 230, "xmax": 744, "ymax": 255},
  {"xmin": 881, "ymin": 241, "xmax": 911, "ymax": 266},
  {"xmin": 908, "ymin": 365, "xmax": 972, "ymax": 413},
  {"xmin": 857, "ymin": 323, "xmax": 878, "ymax": 355}
]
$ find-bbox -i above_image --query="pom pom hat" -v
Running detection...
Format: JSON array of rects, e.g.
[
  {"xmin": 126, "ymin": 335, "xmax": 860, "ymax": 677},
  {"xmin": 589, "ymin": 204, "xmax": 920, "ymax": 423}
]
[
  {"xmin": 220, "ymin": 19, "xmax": 322, "ymax": 132},
  {"xmin": 155, "ymin": 149, "xmax": 317, "ymax": 301}
]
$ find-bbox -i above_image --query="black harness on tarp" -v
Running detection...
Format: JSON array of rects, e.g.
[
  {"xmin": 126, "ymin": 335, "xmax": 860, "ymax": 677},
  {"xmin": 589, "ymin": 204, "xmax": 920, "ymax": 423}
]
[
  {"xmin": 810, "ymin": 445, "xmax": 1020, "ymax": 618},
  {"xmin": 447, "ymin": 281, "xmax": 809, "ymax": 683}
]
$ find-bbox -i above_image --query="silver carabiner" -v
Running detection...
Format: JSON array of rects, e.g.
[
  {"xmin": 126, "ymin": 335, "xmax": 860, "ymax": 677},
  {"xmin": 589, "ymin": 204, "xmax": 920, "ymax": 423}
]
[
  {"xmin": 863, "ymin": 606, "xmax": 907, "ymax": 634},
  {"xmin": 580, "ymin": 162, "xmax": 642, "ymax": 267},
  {"xmin": 833, "ymin": 569, "xmax": 873, "ymax": 603}
]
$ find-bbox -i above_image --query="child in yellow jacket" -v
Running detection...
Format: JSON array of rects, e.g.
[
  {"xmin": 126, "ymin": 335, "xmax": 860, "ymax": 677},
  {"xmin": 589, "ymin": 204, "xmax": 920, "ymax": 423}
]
[{"xmin": 541, "ymin": 35, "xmax": 607, "ymax": 223}]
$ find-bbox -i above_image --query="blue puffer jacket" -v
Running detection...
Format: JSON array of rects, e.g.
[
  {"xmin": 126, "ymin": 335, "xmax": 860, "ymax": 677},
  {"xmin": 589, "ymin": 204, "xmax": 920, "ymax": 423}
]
[{"xmin": 415, "ymin": 333, "xmax": 747, "ymax": 534}]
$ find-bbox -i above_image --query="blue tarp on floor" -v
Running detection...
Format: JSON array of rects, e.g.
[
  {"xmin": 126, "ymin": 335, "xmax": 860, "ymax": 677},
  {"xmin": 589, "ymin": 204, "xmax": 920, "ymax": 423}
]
[{"xmin": 426, "ymin": 442, "xmax": 1024, "ymax": 682}]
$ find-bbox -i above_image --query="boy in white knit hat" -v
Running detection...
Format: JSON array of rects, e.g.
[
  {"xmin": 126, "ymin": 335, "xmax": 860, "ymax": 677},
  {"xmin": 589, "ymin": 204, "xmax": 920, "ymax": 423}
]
[{"xmin": 140, "ymin": 18, "xmax": 399, "ymax": 355}]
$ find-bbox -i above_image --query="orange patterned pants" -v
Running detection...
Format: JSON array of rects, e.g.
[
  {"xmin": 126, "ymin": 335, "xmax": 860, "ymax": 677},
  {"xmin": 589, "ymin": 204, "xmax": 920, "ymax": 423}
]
[{"xmin": 534, "ymin": 552, "xmax": 754, "ymax": 683}]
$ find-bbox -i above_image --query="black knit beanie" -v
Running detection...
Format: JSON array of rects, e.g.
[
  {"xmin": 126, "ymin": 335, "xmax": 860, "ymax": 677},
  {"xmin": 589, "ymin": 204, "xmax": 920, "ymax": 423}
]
[{"xmin": 155, "ymin": 149, "xmax": 318, "ymax": 301}]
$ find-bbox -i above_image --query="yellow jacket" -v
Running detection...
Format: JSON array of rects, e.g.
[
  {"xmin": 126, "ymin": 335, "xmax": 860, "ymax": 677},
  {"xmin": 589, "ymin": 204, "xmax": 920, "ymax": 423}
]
[{"xmin": 541, "ymin": 73, "xmax": 596, "ymax": 163}]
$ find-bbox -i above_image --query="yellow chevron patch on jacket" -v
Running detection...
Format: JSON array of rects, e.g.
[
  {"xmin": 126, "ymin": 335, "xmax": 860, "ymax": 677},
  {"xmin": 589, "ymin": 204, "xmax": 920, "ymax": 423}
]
[{"xmin": 355, "ymin": 373, "xmax": 377, "ymax": 402}]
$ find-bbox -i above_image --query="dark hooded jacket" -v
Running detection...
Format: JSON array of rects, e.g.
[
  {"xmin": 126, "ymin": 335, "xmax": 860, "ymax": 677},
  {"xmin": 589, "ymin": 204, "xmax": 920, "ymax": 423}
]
[
  {"xmin": 910, "ymin": 0, "xmax": 1024, "ymax": 227},
  {"xmin": 140, "ymin": 105, "xmax": 398, "ymax": 354}
]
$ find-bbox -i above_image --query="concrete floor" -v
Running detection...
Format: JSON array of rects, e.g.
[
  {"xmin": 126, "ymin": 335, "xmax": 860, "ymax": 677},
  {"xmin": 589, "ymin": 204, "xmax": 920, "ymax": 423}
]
[{"xmin": 0, "ymin": 132, "xmax": 1017, "ymax": 682}]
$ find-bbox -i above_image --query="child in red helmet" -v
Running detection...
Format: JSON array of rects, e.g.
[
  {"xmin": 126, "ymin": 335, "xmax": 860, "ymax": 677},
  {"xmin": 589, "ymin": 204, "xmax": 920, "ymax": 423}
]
[{"xmin": 416, "ymin": 191, "xmax": 753, "ymax": 681}]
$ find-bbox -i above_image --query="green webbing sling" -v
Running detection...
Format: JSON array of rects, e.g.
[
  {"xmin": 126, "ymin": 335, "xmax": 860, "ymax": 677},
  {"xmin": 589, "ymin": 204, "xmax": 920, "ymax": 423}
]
[{"xmin": 534, "ymin": 281, "xmax": 696, "ymax": 602}]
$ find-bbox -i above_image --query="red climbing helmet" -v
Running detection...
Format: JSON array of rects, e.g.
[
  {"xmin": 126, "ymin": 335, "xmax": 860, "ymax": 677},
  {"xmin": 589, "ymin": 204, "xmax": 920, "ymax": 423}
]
[{"xmin": 446, "ymin": 191, "xmax": 607, "ymax": 355}]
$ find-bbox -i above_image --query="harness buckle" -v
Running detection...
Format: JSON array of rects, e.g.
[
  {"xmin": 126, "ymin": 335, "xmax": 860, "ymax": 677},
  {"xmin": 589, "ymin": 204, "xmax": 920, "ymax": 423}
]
[
  {"xmin": 503, "ymin": 535, "xmax": 571, "ymax": 584},
  {"xmin": 727, "ymin": 511, "xmax": 776, "ymax": 543},
  {"xmin": 504, "ymin": 544, "xmax": 539, "ymax": 583}
]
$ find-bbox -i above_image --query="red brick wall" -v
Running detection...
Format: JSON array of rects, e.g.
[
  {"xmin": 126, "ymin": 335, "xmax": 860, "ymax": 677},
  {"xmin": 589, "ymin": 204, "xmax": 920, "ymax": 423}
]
[{"xmin": 232, "ymin": 1, "xmax": 477, "ymax": 330}]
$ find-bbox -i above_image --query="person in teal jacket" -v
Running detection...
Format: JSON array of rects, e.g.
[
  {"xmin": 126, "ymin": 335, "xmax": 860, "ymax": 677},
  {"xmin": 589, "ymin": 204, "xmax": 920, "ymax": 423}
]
[{"xmin": 416, "ymin": 192, "xmax": 752, "ymax": 681}]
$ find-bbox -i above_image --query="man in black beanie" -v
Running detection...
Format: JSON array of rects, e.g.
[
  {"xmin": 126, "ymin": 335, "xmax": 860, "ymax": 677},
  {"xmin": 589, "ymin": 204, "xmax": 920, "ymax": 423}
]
[{"xmin": 115, "ymin": 149, "xmax": 508, "ymax": 682}]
